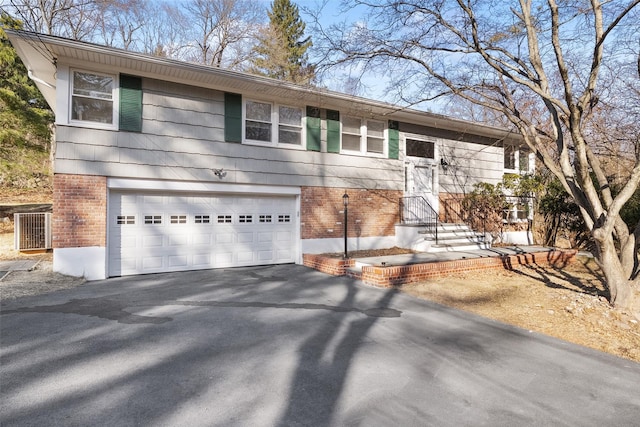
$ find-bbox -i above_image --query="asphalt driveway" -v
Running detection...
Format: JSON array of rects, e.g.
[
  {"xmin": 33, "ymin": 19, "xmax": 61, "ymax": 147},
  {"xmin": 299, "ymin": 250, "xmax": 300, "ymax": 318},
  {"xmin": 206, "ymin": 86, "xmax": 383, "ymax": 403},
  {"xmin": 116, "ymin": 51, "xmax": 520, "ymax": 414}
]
[{"xmin": 1, "ymin": 264, "xmax": 639, "ymax": 426}]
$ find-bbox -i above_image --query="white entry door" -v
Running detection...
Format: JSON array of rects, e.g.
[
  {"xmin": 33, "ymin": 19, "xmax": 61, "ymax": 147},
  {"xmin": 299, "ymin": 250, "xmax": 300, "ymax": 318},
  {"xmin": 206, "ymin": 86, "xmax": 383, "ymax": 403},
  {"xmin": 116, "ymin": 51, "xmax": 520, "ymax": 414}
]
[
  {"xmin": 108, "ymin": 191, "xmax": 298, "ymax": 276},
  {"xmin": 404, "ymin": 157, "xmax": 439, "ymax": 223}
]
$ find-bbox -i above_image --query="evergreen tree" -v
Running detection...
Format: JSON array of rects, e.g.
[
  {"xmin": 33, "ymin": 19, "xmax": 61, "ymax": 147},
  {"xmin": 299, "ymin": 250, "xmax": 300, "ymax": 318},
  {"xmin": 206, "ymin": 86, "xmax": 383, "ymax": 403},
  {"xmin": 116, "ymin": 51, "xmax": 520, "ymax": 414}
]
[
  {"xmin": 250, "ymin": 0, "xmax": 314, "ymax": 84},
  {"xmin": 0, "ymin": 13, "xmax": 54, "ymax": 189}
]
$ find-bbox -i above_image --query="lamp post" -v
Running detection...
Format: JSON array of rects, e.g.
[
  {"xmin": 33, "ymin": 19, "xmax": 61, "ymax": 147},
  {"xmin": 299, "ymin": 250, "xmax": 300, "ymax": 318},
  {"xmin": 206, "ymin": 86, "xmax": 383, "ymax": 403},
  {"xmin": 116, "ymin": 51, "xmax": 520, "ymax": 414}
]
[{"xmin": 342, "ymin": 192, "xmax": 349, "ymax": 259}]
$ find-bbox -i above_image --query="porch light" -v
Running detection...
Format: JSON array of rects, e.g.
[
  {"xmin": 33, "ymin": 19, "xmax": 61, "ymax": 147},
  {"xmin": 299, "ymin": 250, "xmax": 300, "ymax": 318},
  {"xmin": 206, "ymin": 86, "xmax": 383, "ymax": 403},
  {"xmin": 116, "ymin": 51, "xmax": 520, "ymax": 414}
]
[{"xmin": 343, "ymin": 192, "xmax": 349, "ymax": 258}]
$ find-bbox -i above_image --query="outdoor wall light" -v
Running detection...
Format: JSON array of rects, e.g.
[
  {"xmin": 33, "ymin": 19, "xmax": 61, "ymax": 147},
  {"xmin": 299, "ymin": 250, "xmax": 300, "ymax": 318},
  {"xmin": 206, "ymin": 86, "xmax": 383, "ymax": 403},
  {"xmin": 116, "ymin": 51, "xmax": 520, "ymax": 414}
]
[
  {"xmin": 440, "ymin": 158, "xmax": 449, "ymax": 172},
  {"xmin": 343, "ymin": 192, "xmax": 349, "ymax": 259},
  {"xmin": 213, "ymin": 168, "xmax": 226, "ymax": 178}
]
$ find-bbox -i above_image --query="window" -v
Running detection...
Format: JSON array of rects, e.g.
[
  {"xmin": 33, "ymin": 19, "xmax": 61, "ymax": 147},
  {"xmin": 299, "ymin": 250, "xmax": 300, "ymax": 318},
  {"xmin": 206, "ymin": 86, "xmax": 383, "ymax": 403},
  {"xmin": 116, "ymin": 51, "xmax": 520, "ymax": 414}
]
[
  {"xmin": 245, "ymin": 100, "xmax": 272, "ymax": 142},
  {"xmin": 504, "ymin": 145, "xmax": 516, "ymax": 170},
  {"xmin": 406, "ymin": 139, "xmax": 435, "ymax": 158},
  {"xmin": 342, "ymin": 116, "xmax": 362, "ymax": 151},
  {"xmin": 116, "ymin": 215, "xmax": 135, "ymax": 225},
  {"xmin": 170, "ymin": 215, "xmax": 187, "ymax": 224},
  {"xmin": 366, "ymin": 120, "xmax": 385, "ymax": 153},
  {"xmin": 239, "ymin": 214, "xmax": 253, "ymax": 223},
  {"xmin": 519, "ymin": 150, "xmax": 530, "ymax": 172},
  {"xmin": 71, "ymin": 71, "xmax": 114, "ymax": 124},
  {"xmin": 259, "ymin": 215, "xmax": 272, "ymax": 223},
  {"xmin": 341, "ymin": 116, "xmax": 387, "ymax": 155},
  {"xmin": 278, "ymin": 214, "xmax": 291, "ymax": 223},
  {"xmin": 504, "ymin": 145, "xmax": 531, "ymax": 172},
  {"xmin": 217, "ymin": 215, "xmax": 232, "ymax": 223},
  {"xmin": 278, "ymin": 106, "xmax": 303, "ymax": 145},
  {"xmin": 144, "ymin": 215, "xmax": 162, "ymax": 224},
  {"xmin": 195, "ymin": 215, "xmax": 210, "ymax": 224},
  {"xmin": 244, "ymin": 100, "xmax": 303, "ymax": 146}
]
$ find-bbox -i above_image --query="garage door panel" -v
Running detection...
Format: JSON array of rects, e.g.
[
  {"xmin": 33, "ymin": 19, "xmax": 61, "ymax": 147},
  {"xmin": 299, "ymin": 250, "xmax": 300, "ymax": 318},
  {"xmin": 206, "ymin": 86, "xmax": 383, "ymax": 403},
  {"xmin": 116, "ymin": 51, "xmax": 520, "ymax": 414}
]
[
  {"xmin": 168, "ymin": 234, "xmax": 189, "ymax": 246},
  {"xmin": 109, "ymin": 191, "xmax": 297, "ymax": 276},
  {"xmin": 237, "ymin": 232, "xmax": 254, "ymax": 243},
  {"xmin": 193, "ymin": 233, "xmax": 212, "ymax": 245},
  {"xmin": 237, "ymin": 251, "xmax": 254, "ymax": 263},
  {"xmin": 169, "ymin": 255, "xmax": 188, "ymax": 267},
  {"xmin": 143, "ymin": 235, "xmax": 164, "ymax": 247}
]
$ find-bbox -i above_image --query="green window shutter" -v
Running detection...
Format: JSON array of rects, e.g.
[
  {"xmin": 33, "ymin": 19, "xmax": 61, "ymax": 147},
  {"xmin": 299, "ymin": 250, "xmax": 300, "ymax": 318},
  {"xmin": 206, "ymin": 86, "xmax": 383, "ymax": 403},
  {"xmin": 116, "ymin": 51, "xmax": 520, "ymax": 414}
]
[
  {"xmin": 119, "ymin": 74, "xmax": 142, "ymax": 132},
  {"xmin": 388, "ymin": 120, "xmax": 399, "ymax": 159},
  {"xmin": 225, "ymin": 92, "xmax": 242, "ymax": 143},
  {"xmin": 306, "ymin": 106, "xmax": 321, "ymax": 151},
  {"xmin": 326, "ymin": 109, "xmax": 340, "ymax": 153}
]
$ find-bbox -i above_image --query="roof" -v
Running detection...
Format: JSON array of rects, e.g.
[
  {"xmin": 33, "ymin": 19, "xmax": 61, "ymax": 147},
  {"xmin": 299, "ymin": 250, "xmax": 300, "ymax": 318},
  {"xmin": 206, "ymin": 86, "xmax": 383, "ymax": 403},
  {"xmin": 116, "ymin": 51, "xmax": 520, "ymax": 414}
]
[{"xmin": 6, "ymin": 29, "xmax": 522, "ymax": 143}]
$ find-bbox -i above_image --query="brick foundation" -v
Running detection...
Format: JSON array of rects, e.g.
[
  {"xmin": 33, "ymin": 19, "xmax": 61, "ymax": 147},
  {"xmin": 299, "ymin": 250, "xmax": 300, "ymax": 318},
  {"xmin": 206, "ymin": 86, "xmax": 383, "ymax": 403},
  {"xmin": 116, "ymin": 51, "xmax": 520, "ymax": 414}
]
[
  {"xmin": 301, "ymin": 187, "xmax": 402, "ymax": 240},
  {"xmin": 53, "ymin": 174, "xmax": 107, "ymax": 248},
  {"xmin": 304, "ymin": 249, "xmax": 578, "ymax": 287}
]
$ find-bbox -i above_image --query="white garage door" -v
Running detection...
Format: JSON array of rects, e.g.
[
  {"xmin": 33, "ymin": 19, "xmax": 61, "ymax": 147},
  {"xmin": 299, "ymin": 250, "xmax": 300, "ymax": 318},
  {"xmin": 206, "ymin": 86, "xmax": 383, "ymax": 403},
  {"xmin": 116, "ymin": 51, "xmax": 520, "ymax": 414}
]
[{"xmin": 108, "ymin": 192, "xmax": 297, "ymax": 276}]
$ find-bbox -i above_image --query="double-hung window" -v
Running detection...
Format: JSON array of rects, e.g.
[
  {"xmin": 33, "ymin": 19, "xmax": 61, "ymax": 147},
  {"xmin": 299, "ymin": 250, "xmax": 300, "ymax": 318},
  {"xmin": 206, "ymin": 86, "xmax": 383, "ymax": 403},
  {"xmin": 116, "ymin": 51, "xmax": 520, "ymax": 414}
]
[
  {"xmin": 278, "ymin": 105, "xmax": 303, "ymax": 145},
  {"xmin": 244, "ymin": 100, "xmax": 303, "ymax": 146},
  {"xmin": 245, "ymin": 100, "xmax": 272, "ymax": 142},
  {"xmin": 366, "ymin": 120, "xmax": 385, "ymax": 154},
  {"xmin": 341, "ymin": 116, "xmax": 387, "ymax": 155},
  {"xmin": 71, "ymin": 70, "xmax": 115, "ymax": 125},
  {"xmin": 342, "ymin": 116, "xmax": 362, "ymax": 151}
]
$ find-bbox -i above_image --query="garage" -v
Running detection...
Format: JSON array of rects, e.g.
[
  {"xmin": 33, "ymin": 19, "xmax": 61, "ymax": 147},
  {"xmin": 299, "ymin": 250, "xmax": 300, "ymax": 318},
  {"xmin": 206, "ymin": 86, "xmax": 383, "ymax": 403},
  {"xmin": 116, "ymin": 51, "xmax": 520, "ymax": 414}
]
[{"xmin": 108, "ymin": 191, "xmax": 298, "ymax": 276}]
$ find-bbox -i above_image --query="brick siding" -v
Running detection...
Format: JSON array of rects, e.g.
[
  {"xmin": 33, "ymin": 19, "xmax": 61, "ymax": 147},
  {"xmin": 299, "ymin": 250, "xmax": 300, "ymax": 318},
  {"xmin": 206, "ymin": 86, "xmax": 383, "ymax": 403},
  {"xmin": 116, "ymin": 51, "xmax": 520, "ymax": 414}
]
[
  {"xmin": 301, "ymin": 187, "xmax": 402, "ymax": 240},
  {"xmin": 53, "ymin": 174, "xmax": 107, "ymax": 248}
]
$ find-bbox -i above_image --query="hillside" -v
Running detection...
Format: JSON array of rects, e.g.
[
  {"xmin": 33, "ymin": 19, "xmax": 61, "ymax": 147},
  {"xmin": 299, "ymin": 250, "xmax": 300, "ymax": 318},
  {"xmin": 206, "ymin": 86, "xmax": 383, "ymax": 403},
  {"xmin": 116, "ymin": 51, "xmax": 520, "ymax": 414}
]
[{"xmin": 0, "ymin": 15, "xmax": 54, "ymax": 201}]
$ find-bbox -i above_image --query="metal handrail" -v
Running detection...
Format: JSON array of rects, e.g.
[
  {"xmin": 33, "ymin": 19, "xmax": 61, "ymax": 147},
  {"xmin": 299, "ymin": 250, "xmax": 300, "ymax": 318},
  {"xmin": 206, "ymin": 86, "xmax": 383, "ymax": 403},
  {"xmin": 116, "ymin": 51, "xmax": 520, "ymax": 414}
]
[{"xmin": 399, "ymin": 196, "xmax": 439, "ymax": 243}]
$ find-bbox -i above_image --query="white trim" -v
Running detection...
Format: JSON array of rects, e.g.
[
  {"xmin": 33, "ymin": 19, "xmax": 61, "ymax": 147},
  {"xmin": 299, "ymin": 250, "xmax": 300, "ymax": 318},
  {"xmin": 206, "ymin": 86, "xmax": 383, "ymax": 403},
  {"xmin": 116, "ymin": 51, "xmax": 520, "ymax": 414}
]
[
  {"xmin": 68, "ymin": 68, "xmax": 119, "ymax": 130},
  {"xmin": 340, "ymin": 116, "xmax": 388, "ymax": 158},
  {"xmin": 107, "ymin": 178, "xmax": 301, "ymax": 195},
  {"xmin": 243, "ymin": 99, "xmax": 305, "ymax": 149}
]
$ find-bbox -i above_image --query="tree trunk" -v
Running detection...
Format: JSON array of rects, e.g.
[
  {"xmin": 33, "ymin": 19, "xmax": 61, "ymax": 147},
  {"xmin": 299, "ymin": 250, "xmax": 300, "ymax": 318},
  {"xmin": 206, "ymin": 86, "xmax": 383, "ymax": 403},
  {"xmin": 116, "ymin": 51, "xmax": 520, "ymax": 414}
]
[{"xmin": 596, "ymin": 237, "xmax": 640, "ymax": 319}]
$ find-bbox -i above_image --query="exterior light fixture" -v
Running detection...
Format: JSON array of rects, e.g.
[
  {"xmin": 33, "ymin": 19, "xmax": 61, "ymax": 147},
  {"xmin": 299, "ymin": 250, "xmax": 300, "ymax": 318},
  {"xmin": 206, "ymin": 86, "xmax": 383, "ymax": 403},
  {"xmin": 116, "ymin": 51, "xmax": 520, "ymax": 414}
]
[{"xmin": 343, "ymin": 192, "xmax": 349, "ymax": 259}]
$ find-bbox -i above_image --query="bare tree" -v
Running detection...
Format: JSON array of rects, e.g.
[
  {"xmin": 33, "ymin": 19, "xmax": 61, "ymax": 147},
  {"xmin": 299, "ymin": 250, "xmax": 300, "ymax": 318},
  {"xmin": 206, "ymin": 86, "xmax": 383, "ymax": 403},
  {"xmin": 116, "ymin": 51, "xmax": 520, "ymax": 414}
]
[
  {"xmin": 319, "ymin": 0, "xmax": 640, "ymax": 317},
  {"xmin": 138, "ymin": 1, "xmax": 188, "ymax": 59},
  {"xmin": 6, "ymin": 0, "xmax": 87, "ymax": 36},
  {"xmin": 97, "ymin": 0, "xmax": 147, "ymax": 51},
  {"xmin": 181, "ymin": 0, "xmax": 263, "ymax": 68}
]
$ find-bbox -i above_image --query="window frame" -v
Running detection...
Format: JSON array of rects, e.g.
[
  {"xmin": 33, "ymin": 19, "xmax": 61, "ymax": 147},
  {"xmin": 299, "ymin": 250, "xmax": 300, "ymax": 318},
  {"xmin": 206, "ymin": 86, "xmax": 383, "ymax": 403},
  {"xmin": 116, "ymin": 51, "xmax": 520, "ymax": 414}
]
[
  {"xmin": 69, "ymin": 69, "xmax": 118, "ymax": 129},
  {"xmin": 504, "ymin": 145, "xmax": 533, "ymax": 173},
  {"xmin": 340, "ymin": 116, "xmax": 388, "ymax": 157},
  {"xmin": 243, "ymin": 99, "xmax": 304, "ymax": 149}
]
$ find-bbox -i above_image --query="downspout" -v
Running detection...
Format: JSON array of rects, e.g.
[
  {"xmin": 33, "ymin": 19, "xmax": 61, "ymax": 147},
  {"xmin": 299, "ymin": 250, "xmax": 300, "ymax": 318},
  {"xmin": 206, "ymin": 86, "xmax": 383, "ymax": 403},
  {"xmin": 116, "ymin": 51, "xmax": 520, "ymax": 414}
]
[{"xmin": 27, "ymin": 69, "xmax": 56, "ymax": 89}]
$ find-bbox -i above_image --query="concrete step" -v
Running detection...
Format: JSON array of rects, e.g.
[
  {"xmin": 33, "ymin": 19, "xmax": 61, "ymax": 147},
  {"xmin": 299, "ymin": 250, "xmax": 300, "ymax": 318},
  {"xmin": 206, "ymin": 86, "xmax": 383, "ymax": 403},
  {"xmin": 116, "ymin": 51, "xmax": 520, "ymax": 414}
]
[
  {"xmin": 428, "ymin": 234, "xmax": 486, "ymax": 245},
  {"xmin": 429, "ymin": 241, "xmax": 491, "ymax": 252}
]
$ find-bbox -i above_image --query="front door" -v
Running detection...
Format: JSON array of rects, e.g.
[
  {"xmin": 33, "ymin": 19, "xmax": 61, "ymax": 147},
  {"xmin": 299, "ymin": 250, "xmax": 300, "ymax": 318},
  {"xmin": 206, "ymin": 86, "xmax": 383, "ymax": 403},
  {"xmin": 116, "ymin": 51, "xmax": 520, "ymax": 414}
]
[{"xmin": 404, "ymin": 137, "xmax": 439, "ymax": 222}]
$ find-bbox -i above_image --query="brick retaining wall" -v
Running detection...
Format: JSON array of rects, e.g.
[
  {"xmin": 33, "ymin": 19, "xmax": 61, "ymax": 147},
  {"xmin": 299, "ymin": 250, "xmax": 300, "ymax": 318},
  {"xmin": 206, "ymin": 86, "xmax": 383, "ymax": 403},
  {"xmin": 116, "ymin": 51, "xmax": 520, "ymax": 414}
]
[{"xmin": 304, "ymin": 249, "xmax": 578, "ymax": 287}]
